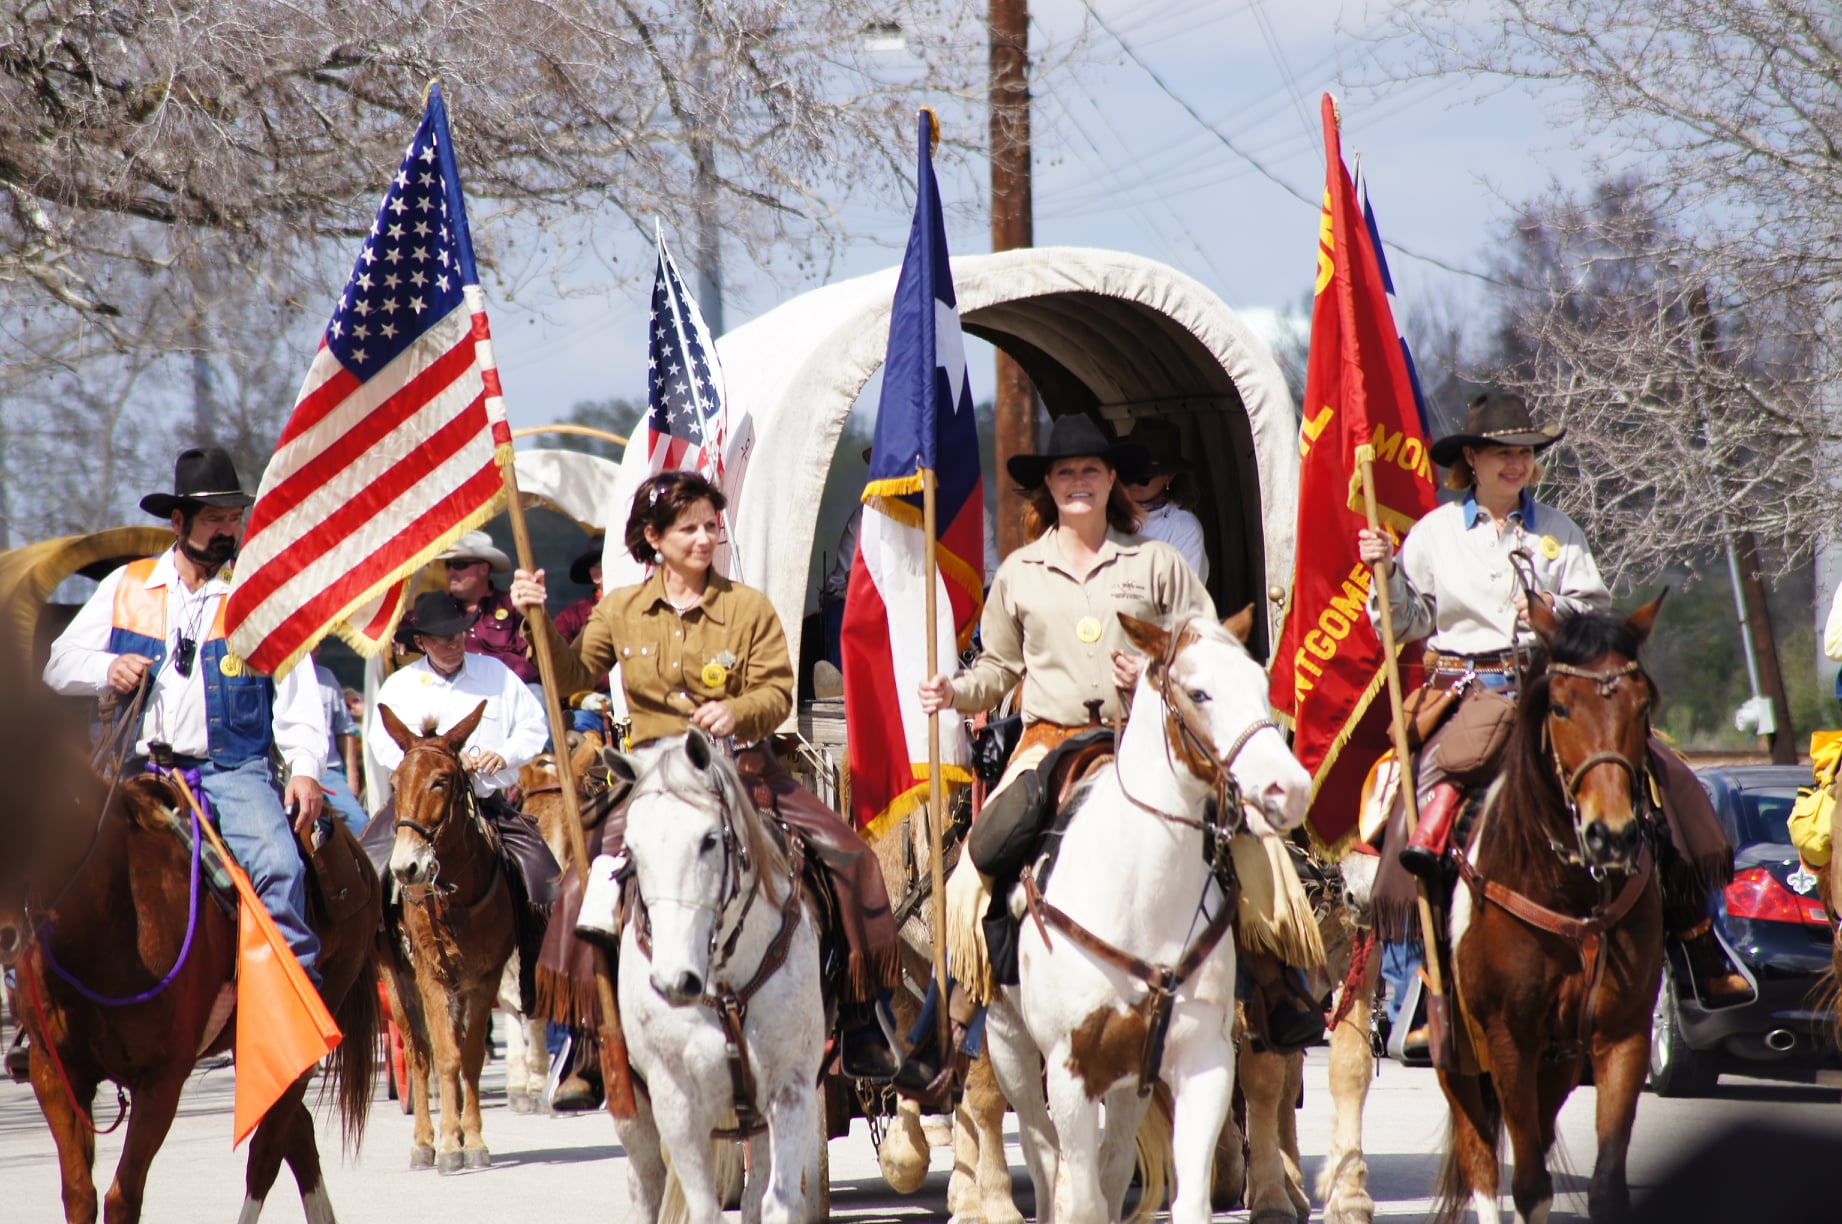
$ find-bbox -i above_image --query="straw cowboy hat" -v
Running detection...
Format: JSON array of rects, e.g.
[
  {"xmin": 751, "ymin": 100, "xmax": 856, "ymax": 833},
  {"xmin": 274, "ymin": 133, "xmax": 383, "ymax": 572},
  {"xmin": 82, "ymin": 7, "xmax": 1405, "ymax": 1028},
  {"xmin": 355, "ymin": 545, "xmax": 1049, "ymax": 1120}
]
[
  {"xmin": 435, "ymin": 530, "xmax": 513, "ymax": 574},
  {"xmin": 1429, "ymin": 393, "xmax": 1566, "ymax": 468},
  {"xmin": 1005, "ymin": 415, "xmax": 1149, "ymax": 489},
  {"xmin": 139, "ymin": 447, "xmax": 256, "ymax": 517}
]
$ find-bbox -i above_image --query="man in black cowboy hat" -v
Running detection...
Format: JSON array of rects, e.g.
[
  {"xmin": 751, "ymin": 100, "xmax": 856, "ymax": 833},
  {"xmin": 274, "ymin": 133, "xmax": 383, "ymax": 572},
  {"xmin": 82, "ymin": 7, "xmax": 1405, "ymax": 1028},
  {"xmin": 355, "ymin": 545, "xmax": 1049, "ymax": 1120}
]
[
  {"xmin": 553, "ymin": 537, "xmax": 612, "ymax": 733},
  {"xmin": 44, "ymin": 446, "xmax": 331, "ymax": 985},
  {"xmin": 364, "ymin": 590, "xmax": 560, "ymax": 1009}
]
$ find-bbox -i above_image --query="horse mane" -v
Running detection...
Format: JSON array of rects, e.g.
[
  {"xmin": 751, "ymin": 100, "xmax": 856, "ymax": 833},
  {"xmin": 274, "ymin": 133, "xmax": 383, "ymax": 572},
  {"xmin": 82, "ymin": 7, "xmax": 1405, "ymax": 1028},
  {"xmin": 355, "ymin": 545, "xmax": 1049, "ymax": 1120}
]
[
  {"xmin": 1491, "ymin": 605, "xmax": 1653, "ymax": 886},
  {"xmin": 636, "ymin": 737, "xmax": 792, "ymax": 904}
]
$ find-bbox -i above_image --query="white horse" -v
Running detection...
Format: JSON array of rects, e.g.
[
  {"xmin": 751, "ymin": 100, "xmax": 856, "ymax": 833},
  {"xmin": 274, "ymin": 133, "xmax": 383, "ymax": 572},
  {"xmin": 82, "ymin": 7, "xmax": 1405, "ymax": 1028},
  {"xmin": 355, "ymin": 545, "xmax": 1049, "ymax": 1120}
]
[
  {"xmin": 608, "ymin": 731, "xmax": 827, "ymax": 1224},
  {"xmin": 984, "ymin": 610, "xmax": 1313, "ymax": 1224}
]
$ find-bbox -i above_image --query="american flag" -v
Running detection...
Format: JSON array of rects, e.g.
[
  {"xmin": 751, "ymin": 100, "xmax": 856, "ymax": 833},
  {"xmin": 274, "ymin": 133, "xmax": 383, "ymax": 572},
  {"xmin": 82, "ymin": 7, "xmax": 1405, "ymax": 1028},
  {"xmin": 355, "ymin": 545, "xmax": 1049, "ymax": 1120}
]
[
  {"xmin": 226, "ymin": 84, "xmax": 513, "ymax": 678},
  {"xmin": 644, "ymin": 223, "xmax": 727, "ymax": 483}
]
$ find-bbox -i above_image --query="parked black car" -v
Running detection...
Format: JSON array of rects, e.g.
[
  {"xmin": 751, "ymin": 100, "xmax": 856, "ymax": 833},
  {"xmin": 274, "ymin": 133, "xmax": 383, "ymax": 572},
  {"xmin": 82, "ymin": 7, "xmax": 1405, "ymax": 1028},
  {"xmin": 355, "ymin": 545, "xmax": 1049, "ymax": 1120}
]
[{"xmin": 1648, "ymin": 765, "xmax": 1839, "ymax": 1097}]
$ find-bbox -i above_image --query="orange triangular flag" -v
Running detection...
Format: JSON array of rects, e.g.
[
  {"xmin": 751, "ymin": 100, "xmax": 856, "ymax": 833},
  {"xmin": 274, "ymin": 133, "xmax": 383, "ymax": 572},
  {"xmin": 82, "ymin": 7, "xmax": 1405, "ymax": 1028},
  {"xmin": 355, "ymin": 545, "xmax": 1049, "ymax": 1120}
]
[{"xmin": 227, "ymin": 861, "xmax": 342, "ymax": 1146}]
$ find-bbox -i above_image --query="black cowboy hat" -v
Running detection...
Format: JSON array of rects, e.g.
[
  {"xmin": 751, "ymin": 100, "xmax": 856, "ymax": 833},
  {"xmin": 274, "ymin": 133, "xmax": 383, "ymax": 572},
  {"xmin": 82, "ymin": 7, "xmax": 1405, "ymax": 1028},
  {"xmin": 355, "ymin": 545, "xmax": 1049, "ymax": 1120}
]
[
  {"xmin": 1006, "ymin": 415, "xmax": 1149, "ymax": 490},
  {"xmin": 140, "ymin": 447, "xmax": 256, "ymax": 517},
  {"xmin": 569, "ymin": 537, "xmax": 605, "ymax": 586},
  {"xmin": 398, "ymin": 591, "xmax": 480, "ymax": 642},
  {"xmin": 1430, "ymin": 392, "xmax": 1566, "ymax": 468},
  {"xmin": 1124, "ymin": 418, "xmax": 1192, "ymax": 478}
]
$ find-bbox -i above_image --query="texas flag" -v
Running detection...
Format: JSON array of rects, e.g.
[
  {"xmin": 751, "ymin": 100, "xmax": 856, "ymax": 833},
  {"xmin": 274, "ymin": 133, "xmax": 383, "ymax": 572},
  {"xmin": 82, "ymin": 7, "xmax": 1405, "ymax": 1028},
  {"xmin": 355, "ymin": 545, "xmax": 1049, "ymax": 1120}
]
[{"xmin": 841, "ymin": 109, "xmax": 985, "ymax": 839}]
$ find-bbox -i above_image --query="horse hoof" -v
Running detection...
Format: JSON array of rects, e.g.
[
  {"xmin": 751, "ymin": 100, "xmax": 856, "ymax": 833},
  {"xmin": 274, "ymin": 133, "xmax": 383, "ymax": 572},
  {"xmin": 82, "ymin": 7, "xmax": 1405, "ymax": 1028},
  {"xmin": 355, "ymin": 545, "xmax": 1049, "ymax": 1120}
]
[
  {"xmin": 1251, "ymin": 1210, "xmax": 1301, "ymax": 1224},
  {"xmin": 436, "ymin": 1150, "xmax": 465, "ymax": 1175},
  {"xmin": 1324, "ymin": 1204, "xmax": 1375, "ymax": 1224},
  {"xmin": 464, "ymin": 1149, "xmax": 491, "ymax": 1170},
  {"xmin": 410, "ymin": 1145, "xmax": 436, "ymax": 1170},
  {"xmin": 509, "ymin": 1091, "xmax": 535, "ymax": 1115}
]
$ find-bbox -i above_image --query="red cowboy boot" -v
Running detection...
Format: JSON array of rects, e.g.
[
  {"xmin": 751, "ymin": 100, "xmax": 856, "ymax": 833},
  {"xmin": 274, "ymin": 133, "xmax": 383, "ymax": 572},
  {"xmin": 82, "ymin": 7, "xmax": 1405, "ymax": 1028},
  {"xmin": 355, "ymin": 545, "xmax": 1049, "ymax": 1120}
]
[{"xmin": 1399, "ymin": 782, "xmax": 1464, "ymax": 879}]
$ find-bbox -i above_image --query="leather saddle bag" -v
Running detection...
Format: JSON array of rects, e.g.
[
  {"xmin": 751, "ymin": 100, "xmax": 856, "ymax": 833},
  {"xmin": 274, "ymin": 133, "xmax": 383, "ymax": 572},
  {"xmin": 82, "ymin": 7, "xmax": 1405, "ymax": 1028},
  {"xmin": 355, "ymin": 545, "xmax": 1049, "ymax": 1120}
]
[{"xmin": 308, "ymin": 823, "xmax": 379, "ymax": 926}]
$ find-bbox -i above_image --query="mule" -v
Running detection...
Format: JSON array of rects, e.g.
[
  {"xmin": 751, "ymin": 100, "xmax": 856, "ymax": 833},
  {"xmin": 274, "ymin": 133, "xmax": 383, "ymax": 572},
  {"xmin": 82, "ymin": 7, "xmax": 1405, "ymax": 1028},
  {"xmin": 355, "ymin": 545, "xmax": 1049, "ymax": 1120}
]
[
  {"xmin": 3, "ymin": 726, "xmax": 380, "ymax": 1223},
  {"xmin": 377, "ymin": 700, "xmax": 519, "ymax": 1173},
  {"xmin": 1434, "ymin": 597, "xmax": 1667, "ymax": 1224},
  {"xmin": 609, "ymin": 730, "xmax": 826, "ymax": 1224},
  {"xmin": 983, "ymin": 609, "xmax": 1311, "ymax": 1224}
]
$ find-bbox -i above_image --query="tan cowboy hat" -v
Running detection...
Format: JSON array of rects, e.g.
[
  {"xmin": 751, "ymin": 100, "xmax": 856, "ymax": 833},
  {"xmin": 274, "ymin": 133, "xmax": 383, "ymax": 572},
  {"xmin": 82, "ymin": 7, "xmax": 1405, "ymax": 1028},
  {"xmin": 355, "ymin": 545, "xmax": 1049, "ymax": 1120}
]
[
  {"xmin": 435, "ymin": 530, "xmax": 513, "ymax": 574},
  {"xmin": 1430, "ymin": 393, "xmax": 1565, "ymax": 468}
]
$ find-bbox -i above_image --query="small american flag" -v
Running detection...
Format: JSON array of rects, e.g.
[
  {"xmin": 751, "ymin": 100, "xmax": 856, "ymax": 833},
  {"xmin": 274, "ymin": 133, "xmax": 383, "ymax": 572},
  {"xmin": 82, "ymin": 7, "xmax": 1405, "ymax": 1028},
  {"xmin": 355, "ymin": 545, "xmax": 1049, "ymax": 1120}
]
[
  {"xmin": 226, "ymin": 84, "xmax": 513, "ymax": 677},
  {"xmin": 644, "ymin": 223, "xmax": 728, "ymax": 484}
]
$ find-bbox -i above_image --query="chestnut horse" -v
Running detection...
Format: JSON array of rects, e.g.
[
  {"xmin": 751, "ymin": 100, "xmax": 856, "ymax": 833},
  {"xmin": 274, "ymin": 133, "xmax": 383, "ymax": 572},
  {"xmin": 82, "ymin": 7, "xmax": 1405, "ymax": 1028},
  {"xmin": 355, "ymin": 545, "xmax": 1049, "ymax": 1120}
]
[
  {"xmin": 377, "ymin": 701, "xmax": 520, "ymax": 1172},
  {"xmin": 1, "ymin": 717, "xmax": 380, "ymax": 1223},
  {"xmin": 1435, "ymin": 596, "xmax": 1667, "ymax": 1224}
]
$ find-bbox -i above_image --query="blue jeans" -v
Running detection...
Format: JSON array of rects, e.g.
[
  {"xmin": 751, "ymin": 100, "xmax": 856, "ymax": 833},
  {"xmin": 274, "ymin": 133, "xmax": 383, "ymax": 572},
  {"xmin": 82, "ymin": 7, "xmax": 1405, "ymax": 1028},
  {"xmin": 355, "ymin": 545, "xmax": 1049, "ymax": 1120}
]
[
  {"xmin": 1380, "ymin": 939, "xmax": 1420, "ymax": 1026},
  {"xmin": 194, "ymin": 756, "xmax": 320, "ymax": 987},
  {"xmin": 321, "ymin": 763, "xmax": 369, "ymax": 837}
]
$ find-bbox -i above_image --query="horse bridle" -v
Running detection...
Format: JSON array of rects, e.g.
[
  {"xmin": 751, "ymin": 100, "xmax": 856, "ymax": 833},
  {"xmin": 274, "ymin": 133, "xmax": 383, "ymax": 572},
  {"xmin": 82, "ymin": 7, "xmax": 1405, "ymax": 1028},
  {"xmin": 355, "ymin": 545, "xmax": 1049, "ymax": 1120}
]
[
  {"xmin": 392, "ymin": 744, "xmax": 486, "ymax": 893},
  {"xmin": 1543, "ymin": 658, "xmax": 1656, "ymax": 873}
]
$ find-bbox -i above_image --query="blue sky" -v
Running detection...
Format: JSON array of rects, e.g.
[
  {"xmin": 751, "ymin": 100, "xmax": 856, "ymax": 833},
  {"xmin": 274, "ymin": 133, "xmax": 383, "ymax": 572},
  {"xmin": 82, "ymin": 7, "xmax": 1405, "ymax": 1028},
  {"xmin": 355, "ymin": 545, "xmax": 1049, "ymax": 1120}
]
[{"xmin": 486, "ymin": 0, "xmax": 1603, "ymax": 430}]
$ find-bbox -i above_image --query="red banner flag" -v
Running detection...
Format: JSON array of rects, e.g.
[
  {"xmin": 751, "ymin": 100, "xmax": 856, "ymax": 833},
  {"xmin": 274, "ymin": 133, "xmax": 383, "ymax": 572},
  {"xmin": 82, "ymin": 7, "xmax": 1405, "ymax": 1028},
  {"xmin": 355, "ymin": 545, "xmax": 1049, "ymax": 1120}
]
[{"xmin": 1269, "ymin": 95, "xmax": 1440, "ymax": 851}]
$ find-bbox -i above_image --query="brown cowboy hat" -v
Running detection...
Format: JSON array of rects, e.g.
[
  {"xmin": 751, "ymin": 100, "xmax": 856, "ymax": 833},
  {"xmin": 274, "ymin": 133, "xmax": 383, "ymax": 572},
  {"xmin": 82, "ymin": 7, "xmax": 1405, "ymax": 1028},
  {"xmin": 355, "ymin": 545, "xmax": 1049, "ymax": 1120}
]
[
  {"xmin": 1123, "ymin": 418, "xmax": 1192, "ymax": 478},
  {"xmin": 1430, "ymin": 392, "xmax": 1565, "ymax": 468},
  {"xmin": 1006, "ymin": 415, "xmax": 1149, "ymax": 489},
  {"xmin": 139, "ymin": 447, "xmax": 256, "ymax": 517}
]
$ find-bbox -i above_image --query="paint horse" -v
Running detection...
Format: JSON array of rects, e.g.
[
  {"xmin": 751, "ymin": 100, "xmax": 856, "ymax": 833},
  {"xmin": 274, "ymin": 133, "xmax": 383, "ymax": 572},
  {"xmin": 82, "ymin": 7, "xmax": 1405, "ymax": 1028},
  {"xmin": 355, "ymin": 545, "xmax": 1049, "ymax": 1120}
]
[{"xmin": 983, "ymin": 609, "xmax": 1312, "ymax": 1224}]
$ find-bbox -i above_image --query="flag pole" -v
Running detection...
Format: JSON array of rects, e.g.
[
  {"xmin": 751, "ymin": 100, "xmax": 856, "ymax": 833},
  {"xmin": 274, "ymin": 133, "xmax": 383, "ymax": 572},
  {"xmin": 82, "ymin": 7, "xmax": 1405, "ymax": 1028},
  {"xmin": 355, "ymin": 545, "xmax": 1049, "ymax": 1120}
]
[
  {"xmin": 921, "ymin": 466, "xmax": 952, "ymax": 1059},
  {"xmin": 1359, "ymin": 461, "xmax": 1445, "ymax": 1001},
  {"xmin": 500, "ymin": 463, "xmax": 637, "ymax": 1118}
]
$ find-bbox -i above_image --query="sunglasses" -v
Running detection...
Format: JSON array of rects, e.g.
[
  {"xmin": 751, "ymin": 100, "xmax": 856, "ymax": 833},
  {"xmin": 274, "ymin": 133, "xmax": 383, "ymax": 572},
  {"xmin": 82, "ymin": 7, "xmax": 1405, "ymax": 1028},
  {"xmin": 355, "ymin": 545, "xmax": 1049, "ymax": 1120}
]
[{"xmin": 444, "ymin": 559, "xmax": 486, "ymax": 571}]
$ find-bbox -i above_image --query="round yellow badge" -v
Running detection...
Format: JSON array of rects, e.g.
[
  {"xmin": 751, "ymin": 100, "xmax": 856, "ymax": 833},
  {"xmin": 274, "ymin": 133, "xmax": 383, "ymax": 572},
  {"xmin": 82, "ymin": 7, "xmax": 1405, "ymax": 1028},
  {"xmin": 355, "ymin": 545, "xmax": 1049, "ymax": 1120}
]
[
  {"xmin": 1075, "ymin": 616, "xmax": 1103, "ymax": 644},
  {"xmin": 494, "ymin": 607, "xmax": 509, "ymax": 620},
  {"xmin": 701, "ymin": 662, "xmax": 729, "ymax": 688},
  {"xmin": 1540, "ymin": 534, "xmax": 1562, "ymax": 561},
  {"xmin": 218, "ymin": 653, "xmax": 243, "ymax": 677}
]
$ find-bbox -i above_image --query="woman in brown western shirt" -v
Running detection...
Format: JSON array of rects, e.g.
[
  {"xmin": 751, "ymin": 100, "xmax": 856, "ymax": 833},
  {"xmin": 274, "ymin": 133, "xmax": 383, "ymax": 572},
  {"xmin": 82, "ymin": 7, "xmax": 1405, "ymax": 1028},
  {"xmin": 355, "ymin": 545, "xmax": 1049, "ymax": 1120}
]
[{"xmin": 511, "ymin": 470, "xmax": 903, "ymax": 1079}]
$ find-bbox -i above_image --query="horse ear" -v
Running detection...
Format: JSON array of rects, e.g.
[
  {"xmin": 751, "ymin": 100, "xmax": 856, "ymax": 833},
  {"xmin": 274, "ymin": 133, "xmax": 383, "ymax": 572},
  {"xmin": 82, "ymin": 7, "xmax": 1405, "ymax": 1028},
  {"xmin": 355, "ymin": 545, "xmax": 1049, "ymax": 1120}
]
[
  {"xmin": 1626, "ymin": 587, "xmax": 1669, "ymax": 645},
  {"xmin": 1117, "ymin": 613, "xmax": 1168, "ymax": 661},
  {"xmin": 443, "ymin": 700, "xmax": 489, "ymax": 753},
  {"xmin": 1527, "ymin": 593, "xmax": 1560, "ymax": 643},
  {"xmin": 379, "ymin": 704, "xmax": 416, "ymax": 752},
  {"xmin": 683, "ymin": 726, "xmax": 714, "ymax": 771},
  {"xmin": 1223, "ymin": 605, "xmax": 1255, "ymax": 643},
  {"xmin": 599, "ymin": 745, "xmax": 641, "ymax": 789}
]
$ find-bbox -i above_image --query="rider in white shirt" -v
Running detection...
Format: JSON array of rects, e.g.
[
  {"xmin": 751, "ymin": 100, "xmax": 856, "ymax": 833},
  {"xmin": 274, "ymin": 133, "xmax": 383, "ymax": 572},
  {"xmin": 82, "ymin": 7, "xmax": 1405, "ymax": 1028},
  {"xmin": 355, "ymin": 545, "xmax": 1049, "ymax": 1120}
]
[{"xmin": 1122, "ymin": 418, "xmax": 1209, "ymax": 583}]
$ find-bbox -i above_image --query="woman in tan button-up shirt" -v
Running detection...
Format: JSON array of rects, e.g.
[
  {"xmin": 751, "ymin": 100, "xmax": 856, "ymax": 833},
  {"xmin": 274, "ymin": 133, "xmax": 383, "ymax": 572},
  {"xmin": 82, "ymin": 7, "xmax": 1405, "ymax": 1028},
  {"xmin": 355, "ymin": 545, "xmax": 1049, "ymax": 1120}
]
[
  {"xmin": 919, "ymin": 414, "xmax": 1213, "ymax": 793},
  {"xmin": 511, "ymin": 471, "xmax": 903, "ymax": 1079}
]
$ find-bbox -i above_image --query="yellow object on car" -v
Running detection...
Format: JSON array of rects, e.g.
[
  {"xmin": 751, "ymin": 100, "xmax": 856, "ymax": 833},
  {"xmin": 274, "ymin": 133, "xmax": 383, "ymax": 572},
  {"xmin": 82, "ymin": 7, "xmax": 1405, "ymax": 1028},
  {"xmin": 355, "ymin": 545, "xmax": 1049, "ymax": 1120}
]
[{"xmin": 1787, "ymin": 730, "xmax": 1842, "ymax": 869}]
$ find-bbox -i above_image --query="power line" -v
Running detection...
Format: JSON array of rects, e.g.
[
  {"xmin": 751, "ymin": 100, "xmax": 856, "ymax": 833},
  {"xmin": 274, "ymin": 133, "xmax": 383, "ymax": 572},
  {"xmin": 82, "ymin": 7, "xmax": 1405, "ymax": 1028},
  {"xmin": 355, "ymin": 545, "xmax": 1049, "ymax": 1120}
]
[{"xmin": 1075, "ymin": 0, "xmax": 1504, "ymax": 288}]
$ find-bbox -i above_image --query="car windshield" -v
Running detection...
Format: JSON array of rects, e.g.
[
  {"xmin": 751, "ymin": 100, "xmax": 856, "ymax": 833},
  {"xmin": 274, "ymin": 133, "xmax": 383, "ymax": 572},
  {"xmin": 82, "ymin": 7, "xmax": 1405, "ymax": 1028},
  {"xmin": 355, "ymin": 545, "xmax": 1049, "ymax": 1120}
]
[{"xmin": 1732, "ymin": 787, "xmax": 1798, "ymax": 848}]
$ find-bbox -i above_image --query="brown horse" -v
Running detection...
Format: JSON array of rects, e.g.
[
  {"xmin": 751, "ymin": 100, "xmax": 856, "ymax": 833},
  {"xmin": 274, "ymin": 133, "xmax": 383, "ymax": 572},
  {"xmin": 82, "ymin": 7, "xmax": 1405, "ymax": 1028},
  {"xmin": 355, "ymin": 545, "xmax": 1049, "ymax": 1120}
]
[
  {"xmin": 1, "ymin": 732, "xmax": 380, "ymax": 1223},
  {"xmin": 377, "ymin": 700, "xmax": 519, "ymax": 1172},
  {"xmin": 1435, "ymin": 596, "xmax": 1667, "ymax": 1224}
]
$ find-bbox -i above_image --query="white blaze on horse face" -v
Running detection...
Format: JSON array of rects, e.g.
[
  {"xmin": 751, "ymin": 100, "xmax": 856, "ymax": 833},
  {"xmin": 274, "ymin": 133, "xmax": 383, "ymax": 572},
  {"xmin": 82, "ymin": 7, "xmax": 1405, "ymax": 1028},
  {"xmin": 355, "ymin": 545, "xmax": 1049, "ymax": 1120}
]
[
  {"xmin": 389, "ymin": 826, "xmax": 437, "ymax": 884},
  {"xmin": 1173, "ymin": 629, "xmax": 1311, "ymax": 835},
  {"xmin": 625, "ymin": 790, "xmax": 727, "ymax": 1006}
]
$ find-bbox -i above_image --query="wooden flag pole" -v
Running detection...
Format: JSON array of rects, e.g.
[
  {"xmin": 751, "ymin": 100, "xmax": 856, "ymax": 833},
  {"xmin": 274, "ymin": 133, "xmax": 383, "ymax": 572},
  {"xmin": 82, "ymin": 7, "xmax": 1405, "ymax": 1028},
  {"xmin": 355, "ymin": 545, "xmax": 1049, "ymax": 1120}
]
[
  {"xmin": 920, "ymin": 467, "xmax": 952, "ymax": 1059},
  {"xmin": 1359, "ymin": 459, "xmax": 1445, "ymax": 999},
  {"xmin": 499, "ymin": 466, "xmax": 636, "ymax": 1117}
]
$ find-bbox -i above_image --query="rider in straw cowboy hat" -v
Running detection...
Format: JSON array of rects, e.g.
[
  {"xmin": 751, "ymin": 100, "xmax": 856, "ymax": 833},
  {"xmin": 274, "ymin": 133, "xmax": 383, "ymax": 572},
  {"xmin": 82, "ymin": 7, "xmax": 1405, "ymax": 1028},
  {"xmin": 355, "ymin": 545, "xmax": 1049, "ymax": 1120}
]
[
  {"xmin": 44, "ymin": 447, "xmax": 329, "ymax": 985},
  {"xmin": 1357, "ymin": 392, "xmax": 1747, "ymax": 1018}
]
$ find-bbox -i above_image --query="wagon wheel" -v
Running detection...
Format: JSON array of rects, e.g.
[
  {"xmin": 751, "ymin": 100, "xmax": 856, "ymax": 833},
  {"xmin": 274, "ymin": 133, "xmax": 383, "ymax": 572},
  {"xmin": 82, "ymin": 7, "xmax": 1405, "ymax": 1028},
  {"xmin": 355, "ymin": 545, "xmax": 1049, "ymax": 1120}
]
[{"xmin": 804, "ymin": 1110, "xmax": 831, "ymax": 1222}]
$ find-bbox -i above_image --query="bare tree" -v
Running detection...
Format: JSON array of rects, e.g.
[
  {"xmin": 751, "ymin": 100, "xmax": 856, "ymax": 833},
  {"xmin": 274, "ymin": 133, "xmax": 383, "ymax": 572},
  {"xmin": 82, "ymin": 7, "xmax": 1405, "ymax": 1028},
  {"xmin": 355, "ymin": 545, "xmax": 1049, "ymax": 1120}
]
[{"xmin": 1472, "ymin": 175, "xmax": 1830, "ymax": 584}]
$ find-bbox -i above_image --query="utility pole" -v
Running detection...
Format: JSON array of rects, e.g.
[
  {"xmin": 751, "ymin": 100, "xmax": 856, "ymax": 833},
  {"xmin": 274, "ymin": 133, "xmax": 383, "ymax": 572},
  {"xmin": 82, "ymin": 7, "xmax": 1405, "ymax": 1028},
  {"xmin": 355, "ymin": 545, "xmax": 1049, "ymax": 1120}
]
[
  {"xmin": 1692, "ymin": 285, "xmax": 1795, "ymax": 763},
  {"xmin": 689, "ymin": 36, "xmax": 723, "ymax": 336},
  {"xmin": 990, "ymin": 0, "xmax": 1033, "ymax": 559}
]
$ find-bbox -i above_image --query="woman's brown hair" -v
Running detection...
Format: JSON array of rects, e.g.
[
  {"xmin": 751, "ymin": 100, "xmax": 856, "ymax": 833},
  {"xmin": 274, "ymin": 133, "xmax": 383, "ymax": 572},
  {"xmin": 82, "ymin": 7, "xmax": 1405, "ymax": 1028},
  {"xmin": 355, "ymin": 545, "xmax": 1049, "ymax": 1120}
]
[
  {"xmin": 1019, "ymin": 462, "xmax": 1143, "ymax": 540},
  {"xmin": 625, "ymin": 471, "xmax": 729, "ymax": 564}
]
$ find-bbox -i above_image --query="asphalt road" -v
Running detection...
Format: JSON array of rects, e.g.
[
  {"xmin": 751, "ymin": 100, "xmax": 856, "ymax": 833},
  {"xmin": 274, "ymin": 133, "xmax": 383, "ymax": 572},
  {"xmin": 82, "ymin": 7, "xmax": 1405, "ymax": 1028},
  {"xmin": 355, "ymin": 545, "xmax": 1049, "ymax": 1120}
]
[{"xmin": 4, "ymin": 1016, "xmax": 1840, "ymax": 1222}]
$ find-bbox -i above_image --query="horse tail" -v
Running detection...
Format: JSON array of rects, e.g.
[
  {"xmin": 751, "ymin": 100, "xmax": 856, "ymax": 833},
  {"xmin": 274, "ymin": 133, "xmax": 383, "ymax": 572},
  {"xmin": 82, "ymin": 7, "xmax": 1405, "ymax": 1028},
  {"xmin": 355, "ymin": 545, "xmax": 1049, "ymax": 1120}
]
[
  {"xmin": 324, "ymin": 943, "xmax": 382, "ymax": 1156},
  {"xmin": 1126, "ymin": 1086, "xmax": 1174, "ymax": 1223},
  {"xmin": 1431, "ymin": 1073, "xmax": 1500, "ymax": 1224}
]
